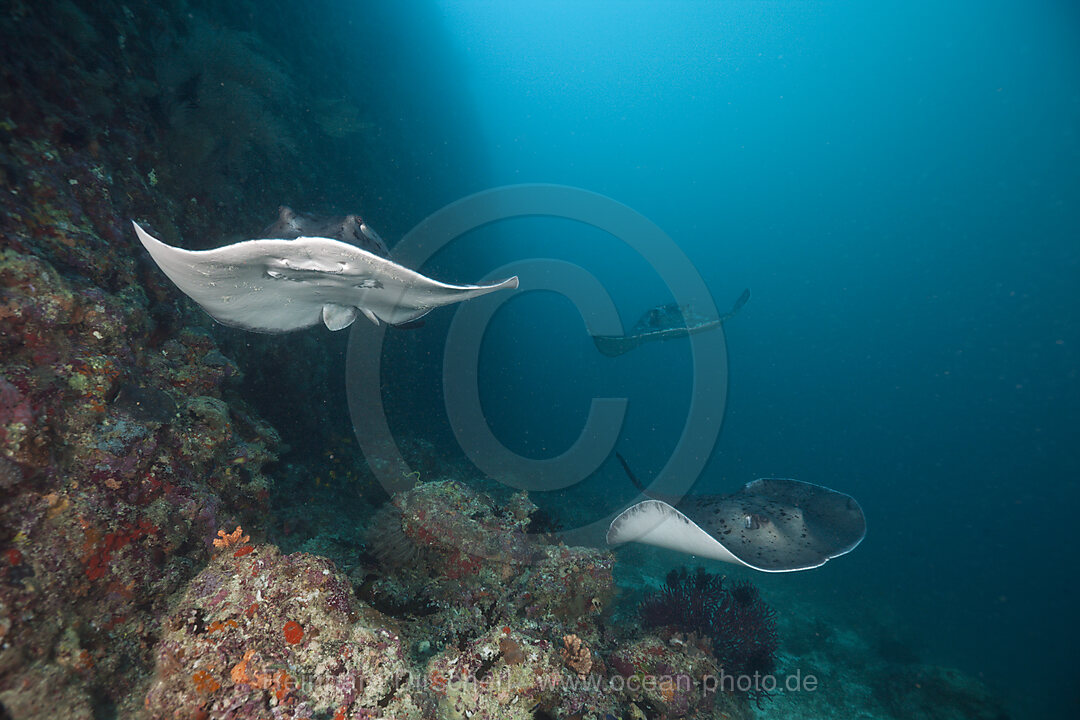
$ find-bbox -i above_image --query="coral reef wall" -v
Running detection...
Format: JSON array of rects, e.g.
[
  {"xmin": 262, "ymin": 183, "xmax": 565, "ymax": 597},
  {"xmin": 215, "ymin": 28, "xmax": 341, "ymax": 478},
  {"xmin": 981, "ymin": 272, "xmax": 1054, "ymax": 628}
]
[
  {"xmin": 3, "ymin": 0, "xmax": 488, "ymax": 460},
  {"xmin": 0, "ymin": 0, "xmax": 485, "ymax": 716}
]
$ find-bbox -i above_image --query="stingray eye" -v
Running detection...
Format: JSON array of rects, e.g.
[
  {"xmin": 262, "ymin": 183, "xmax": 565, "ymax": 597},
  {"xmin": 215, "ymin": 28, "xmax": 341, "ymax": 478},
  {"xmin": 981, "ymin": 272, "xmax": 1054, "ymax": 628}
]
[
  {"xmin": 359, "ymin": 222, "xmax": 384, "ymax": 244},
  {"xmin": 744, "ymin": 513, "xmax": 768, "ymax": 529},
  {"xmin": 266, "ymin": 269, "xmax": 284, "ymax": 279}
]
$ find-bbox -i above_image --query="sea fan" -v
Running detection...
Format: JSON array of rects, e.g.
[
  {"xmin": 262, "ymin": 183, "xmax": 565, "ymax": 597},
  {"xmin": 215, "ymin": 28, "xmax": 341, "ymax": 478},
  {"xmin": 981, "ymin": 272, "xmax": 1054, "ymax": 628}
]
[{"xmin": 641, "ymin": 567, "xmax": 780, "ymax": 704}]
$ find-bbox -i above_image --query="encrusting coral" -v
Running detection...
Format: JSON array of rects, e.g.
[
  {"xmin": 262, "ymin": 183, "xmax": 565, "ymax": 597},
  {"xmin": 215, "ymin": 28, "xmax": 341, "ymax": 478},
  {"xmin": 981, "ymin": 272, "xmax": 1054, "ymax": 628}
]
[
  {"xmin": 560, "ymin": 634, "xmax": 593, "ymax": 679},
  {"xmin": 350, "ymin": 479, "xmax": 760, "ymax": 719},
  {"xmin": 213, "ymin": 525, "xmax": 250, "ymax": 549}
]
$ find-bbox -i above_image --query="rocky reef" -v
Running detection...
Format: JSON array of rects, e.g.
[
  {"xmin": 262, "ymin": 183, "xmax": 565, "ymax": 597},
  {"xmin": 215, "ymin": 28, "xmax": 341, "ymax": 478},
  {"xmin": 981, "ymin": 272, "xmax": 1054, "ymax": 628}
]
[
  {"xmin": 144, "ymin": 538, "xmax": 420, "ymax": 719},
  {"xmin": 0, "ymin": 0, "xmax": 464, "ymax": 716},
  {"xmin": 136, "ymin": 478, "xmax": 761, "ymax": 720},
  {"xmin": 0, "ymin": 224, "xmax": 281, "ymax": 716}
]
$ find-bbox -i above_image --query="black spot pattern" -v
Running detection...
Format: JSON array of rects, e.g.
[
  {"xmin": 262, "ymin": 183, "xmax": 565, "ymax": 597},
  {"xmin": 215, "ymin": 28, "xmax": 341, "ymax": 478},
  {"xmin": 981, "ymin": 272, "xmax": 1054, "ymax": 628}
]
[{"xmin": 261, "ymin": 206, "xmax": 392, "ymax": 258}]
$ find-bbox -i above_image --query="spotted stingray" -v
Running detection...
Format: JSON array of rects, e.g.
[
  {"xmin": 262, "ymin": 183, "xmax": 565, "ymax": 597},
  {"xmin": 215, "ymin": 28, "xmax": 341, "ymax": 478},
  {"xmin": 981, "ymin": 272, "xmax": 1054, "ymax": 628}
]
[{"xmin": 607, "ymin": 453, "xmax": 866, "ymax": 572}]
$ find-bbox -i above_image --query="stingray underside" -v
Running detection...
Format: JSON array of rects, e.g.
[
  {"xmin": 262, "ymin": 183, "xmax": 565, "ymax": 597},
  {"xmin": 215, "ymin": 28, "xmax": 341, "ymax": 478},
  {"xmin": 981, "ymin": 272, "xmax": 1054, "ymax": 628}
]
[{"xmin": 132, "ymin": 222, "xmax": 518, "ymax": 333}]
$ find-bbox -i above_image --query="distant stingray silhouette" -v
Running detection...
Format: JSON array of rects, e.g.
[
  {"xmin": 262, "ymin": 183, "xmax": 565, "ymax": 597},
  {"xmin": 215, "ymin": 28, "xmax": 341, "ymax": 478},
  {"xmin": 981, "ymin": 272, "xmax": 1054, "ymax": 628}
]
[{"xmin": 592, "ymin": 288, "xmax": 750, "ymax": 356}]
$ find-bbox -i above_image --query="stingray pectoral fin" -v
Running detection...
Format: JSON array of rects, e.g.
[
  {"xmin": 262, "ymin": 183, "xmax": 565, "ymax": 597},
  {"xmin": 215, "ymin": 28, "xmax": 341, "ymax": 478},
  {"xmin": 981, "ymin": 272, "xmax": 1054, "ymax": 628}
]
[
  {"xmin": 364, "ymin": 274, "xmax": 519, "ymax": 326},
  {"xmin": 592, "ymin": 334, "xmax": 643, "ymax": 357},
  {"xmin": 606, "ymin": 500, "xmax": 748, "ymax": 566},
  {"xmin": 727, "ymin": 478, "xmax": 867, "ymax": 570},
  {"xmin": 608, "ymin": 479, "xmax": 866, "ymax": 572},
  {"xmin": 673, "ymin": 478, "xmax": 866, "ymax": 572},
  {"xmin": 322, "ymin": 304, "xmax": 359, "ymax": 331},
  {"xmin": 133, "ymin": 221, "xmax": 328, "ymax": 332}
]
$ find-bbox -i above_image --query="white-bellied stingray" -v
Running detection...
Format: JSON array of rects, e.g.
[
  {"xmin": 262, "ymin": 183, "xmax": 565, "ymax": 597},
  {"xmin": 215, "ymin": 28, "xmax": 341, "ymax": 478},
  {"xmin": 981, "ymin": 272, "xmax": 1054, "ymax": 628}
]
[
  {"xmin": 607, "ymin": 453, "xmax": 866, "ymax": 572},
  {"xmin": 132, "ymin": 208, "xmax": 518, "ymax": 333},
  {"xmin": 592, "ymin": 288, "xmax": 751, "ymax": 357}
]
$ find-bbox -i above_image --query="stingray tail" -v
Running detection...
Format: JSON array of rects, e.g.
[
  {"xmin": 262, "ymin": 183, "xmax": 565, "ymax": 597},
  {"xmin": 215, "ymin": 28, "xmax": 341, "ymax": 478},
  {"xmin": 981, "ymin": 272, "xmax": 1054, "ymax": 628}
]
[
  {"xmin": 615, "ymin": 452, "xmax": 648, "ymax": 493},
  {"xmin": 732, "ymin": 287, "xmax": 751, "ymax": 314},
  {"xmin": 718, "ymin": 288, "xmax": 751, "ymax": 323}
]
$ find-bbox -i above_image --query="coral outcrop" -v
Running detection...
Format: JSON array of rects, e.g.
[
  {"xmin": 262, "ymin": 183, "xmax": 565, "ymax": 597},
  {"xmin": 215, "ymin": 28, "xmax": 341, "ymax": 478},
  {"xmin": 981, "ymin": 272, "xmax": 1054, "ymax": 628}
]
[
  {"xmin": 144, "ymin": 543, "xmax": 421, "ymax": 720},
  {"xmin": 608, "ymin": 636, "xmax": 749, "ymax": 720},
  {"xmin": 350, "ymin": 479, "xmax": 763, "ymax": 720},
  {"xmin": 142, "ymin": 479, "xmax": 753, "ymax": 720},
  {"xmin": 361, "ymin": 480, "xmax": 614, "ymax": 651}
]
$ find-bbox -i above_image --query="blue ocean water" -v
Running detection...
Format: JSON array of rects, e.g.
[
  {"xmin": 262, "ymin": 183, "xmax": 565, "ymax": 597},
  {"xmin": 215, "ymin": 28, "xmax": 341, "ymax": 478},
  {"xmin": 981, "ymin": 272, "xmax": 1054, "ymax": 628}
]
[{"xmin": 370, "ymin": 1, "xmax": 1079, "ymax": 717}]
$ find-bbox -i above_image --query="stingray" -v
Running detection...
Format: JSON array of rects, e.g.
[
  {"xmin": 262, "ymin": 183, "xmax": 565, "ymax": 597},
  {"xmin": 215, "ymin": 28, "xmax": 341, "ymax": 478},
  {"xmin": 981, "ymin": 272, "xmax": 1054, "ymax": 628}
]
[
  {"xmin": 259, "ymin": 206, "xmax": 392, "ymax": 258},
  {"xmin": 606, "ymin": 453, "xmax": 866, "ymax": 572},
  {"xmin": 132, "ymin": 208, "xmax": 518, "ymax": 333},
  {"xmin": 592, "ymin": 288, "xmax": 750, "ymax": 357}
]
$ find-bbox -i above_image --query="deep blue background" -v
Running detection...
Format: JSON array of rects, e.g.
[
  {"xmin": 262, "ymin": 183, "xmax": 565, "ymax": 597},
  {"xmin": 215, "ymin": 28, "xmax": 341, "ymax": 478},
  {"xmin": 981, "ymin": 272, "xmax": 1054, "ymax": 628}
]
[{"xmin": 373, "ymin": 1, "xmax": 1079, "ymax": 717}]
